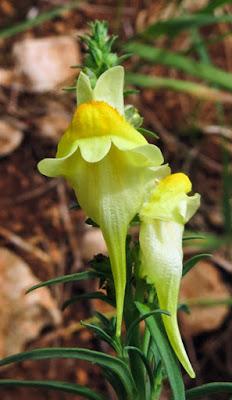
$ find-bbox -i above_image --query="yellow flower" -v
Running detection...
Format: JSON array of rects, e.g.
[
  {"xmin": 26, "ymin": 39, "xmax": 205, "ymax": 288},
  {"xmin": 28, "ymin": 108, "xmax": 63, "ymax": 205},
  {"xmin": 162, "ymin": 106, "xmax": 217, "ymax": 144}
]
[
  {"xmin": 139, "ymin": 173, "xmax": 200, "ymax": 377},
  {"xmin": 38, "ymin": 66, "xmax": 169, "ymax": 336}
]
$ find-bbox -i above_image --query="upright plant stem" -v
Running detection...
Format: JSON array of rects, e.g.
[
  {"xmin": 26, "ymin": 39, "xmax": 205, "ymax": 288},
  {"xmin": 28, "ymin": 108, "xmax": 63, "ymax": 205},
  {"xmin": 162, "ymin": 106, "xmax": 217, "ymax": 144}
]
[{"xmin": 123, "ymin": 278, "xmax": 146, "ymax": 399}]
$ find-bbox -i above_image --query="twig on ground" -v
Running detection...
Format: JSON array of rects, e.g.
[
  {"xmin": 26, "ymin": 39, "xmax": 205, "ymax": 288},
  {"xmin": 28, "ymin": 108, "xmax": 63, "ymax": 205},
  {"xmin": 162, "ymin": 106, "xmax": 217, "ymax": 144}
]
[
  {"xmin": 4, "ymin": 179, "xmax": 59, "ymax": 205},
  {"xmin": 142, "ymin": 107, "xmax": 223, "ymax": 173},
  {"xmin": 57, "ymin": 181, "xmax": 82, "ymax": 271},
  {"xmin": 0, "ymin": 225, "xmax": 51, "ymax": 263},
  {"xmin": 36, "ymin": 312, "xmax": 116, "ymax": 345}
]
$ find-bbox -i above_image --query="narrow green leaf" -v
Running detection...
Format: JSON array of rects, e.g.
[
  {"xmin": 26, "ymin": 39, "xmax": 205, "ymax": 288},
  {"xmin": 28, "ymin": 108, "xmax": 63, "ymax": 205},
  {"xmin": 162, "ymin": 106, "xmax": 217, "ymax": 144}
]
[
  {"xmin": 201, "ymin": 0, "xmax": 232, "ymax": 14},
  {"xmin": 0, "ymin": 380, "xmax": 105, "ymax": 400},
  {"xmin": 184, "ymin": 297, "xmax": 232, "ymax": 308},
  {"xmin": 182, "ymin": 254, "xmax": 212, "ymax": 276},
  {"xmin": 62, "ymin": 291, "xmax": 114, "ymax": 310},
  {"xmin": 141, "ymin": 14, "xmax": 232, "ymax": 39},
  {"xmin": 63, "ymin": 86, "xmax": 76, "ymax": 92},
  {"xmin": 125, "ymin": 346, "xmax": 154, "ymax": 388},
  {"xmin": 26, "ymin": 270, "xmax": 102, "ymax": 293},
  {"xmin": 124, "ymin": 89, "xmax": 140, "ymax": 96},
  {"xmin": 137, "ymin": 127, "xmax": 159, "ymax": 140},
  {"xmin": 135, "ymin": 302, "xmax": 185, "ymax": 400},
  {"xmin": 183, "ymin": 231, "xmax": 225, "ymax": 250},
  {"xmin": 126, "ymin": 309, "xmax": 170, "ymax": 345},
  {"xmin": 125, "ymin": 43, "xmax": 232, "ymax": 92},
  {"xmin": 0, "ymin": 2, "xmax": 81, "ymax": 39},
  {"xmin": 186, "ymin": 382, "xmax": 232, "ymax": 399},
  {"xmin": 178, "ymin": 304, "xmax": 191, "ymax": 314},
  {"xmin": 183, "ymin": 235, "xmax": 206, "ymax": 241},
  {"xmin": 95, "ymin": 311, "xmax": 113, "ymax": 327},
  {"xmin": 0, "ymin": 348, "xmax": 137, "ymax": 397},
  {"xmin": 126, "ymin": 73, "xmax": 232, "ymax": 103},
  {"xmin": 102, "ymin": 369, "xmax": 127, "ymax": 400},
  {"xmin": 190, "ymin": 28, "xmax": 211, "ymax": 64},
  {"xmin": 81, "ymin": 322, "xmax": 117, "ymax": 350},
  {"xmin": 152, "ymin": 360, "xmax": 163, "ymax": 400}
]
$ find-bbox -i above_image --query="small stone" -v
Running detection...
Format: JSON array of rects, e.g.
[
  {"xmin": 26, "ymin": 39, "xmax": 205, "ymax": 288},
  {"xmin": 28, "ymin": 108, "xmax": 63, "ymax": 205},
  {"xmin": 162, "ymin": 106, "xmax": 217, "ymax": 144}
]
[
  {"xmin": 180, "ymin": 261, "xmax": 230, "ymax": 336},
  {"xmin": 13, "ymin": 36, "xmax": 80, "ymax": 92},
  {"xmin": 0, "ymin": 248, "xmax": 61, "ymax": 357}
]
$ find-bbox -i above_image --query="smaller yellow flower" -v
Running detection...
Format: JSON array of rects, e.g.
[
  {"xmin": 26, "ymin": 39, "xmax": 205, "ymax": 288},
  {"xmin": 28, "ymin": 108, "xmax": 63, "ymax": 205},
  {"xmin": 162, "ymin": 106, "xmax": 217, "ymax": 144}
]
[{"xmin": 139, "ymin": 173, "xmax": 200, "ymax": 377}]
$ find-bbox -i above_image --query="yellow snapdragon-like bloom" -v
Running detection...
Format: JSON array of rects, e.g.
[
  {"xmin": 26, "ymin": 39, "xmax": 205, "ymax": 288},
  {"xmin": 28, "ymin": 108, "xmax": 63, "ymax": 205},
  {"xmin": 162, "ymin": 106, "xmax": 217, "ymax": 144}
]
[
  {"xmin": 38, "ymin": 66, "xmax": 169, "ymax": 336},
  {"xmin": 139, "ymin": 173, "xmax": 200, "ymax": 377}
]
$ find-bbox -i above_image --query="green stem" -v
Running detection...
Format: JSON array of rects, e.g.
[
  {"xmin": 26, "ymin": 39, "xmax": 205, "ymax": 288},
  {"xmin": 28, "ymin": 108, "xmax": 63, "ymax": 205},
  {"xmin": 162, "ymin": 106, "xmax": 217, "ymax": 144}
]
[
  {"xmin": 151, "ymin": 362, "xmax": 163, "ymax": 400},
  {"xmin": 123, "ymin": 279, "xmax": 146, "ymax": 399},
  {"xmin": 148, "ymin": 289, "xmax": 164, "ymax": 400}
]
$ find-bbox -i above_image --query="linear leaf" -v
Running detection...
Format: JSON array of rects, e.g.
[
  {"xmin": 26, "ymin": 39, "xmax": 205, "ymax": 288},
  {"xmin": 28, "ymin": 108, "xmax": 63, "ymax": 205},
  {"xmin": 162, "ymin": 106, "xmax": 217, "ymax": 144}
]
[
  {"xmin": 0, "ymin": 379, "xmax": 105, "ymax": 400},
  {"xmin": 183, "ymin": 235, "xmax": 206, "ymax": 241},
  {"xmin": 125, "ymin": 346, "xmax": 154, "ymax": 387},
  {"xmin": 137, "ymin": 127, "xmax": 159, "ymax": 140},
  {"xmin": 183, "ymin": 231, "xmax": 225, "ymax": 250},
  {"xmin": 125, "ymin": 43, "xmax": 232, "ymax": 92},
  {"xmin": 126, "ymin": 73, "xmax": 232, "ymax": 103},
  {"xmin": 126, "ymin": 309, "xmax": 170, "ymax": 344},
  {"xmin": 201, "ymin": 0, "xmax": 232, "ymax": 13},
  {"xmin": 81, "ymin": 322, "xmax": 117, "ymax": 350},
  {"xmin": 141, "ymin": 14, "xmax": 232, "ymax": 38},
  {"xmin": 135, "ymin": 302, "xmax": 185, "ymax": 400},
  {"xmin": 185, "ymin": 382, "xmax": 232, "ymax": 399},
  {"xmin": 62, "ymin": 291, "xmax": 114, "ymax": 310},
  {"xmin": 182, "ymin": 254, "xmax": 211, "ymax": 276},
  {"xmin": 102, "ymin": 369, "xmax": 127, "ymax": 400},
  {"xmin": 184, "ymin": 297, "xmax": 232, "ymax": 308},
  {"xmin": 0, "ymin": 348, "xmax": 137, "ymax": 397},
  {"xmin": 26, "ymin": 270, "xmax": 102, "ymax": 293},
  {"xmin": 0, "ymin": 2, "xmax": 81, "ymax": 39}
]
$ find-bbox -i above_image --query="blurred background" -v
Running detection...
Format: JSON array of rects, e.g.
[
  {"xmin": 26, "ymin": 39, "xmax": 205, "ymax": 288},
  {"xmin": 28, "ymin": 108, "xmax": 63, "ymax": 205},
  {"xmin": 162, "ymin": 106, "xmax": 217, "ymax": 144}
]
[{"xmin": 0, "ymin": 0, "xmax": 232, "ymax": 399}]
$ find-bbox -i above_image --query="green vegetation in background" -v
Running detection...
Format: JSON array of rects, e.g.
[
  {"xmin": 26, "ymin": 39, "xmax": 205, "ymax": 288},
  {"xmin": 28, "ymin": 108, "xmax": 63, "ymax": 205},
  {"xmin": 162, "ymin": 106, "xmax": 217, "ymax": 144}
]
[
  {"xmin": 0, "ymin": 1, "xmax": 82, "ymax": 39},
  {"xmin": 125, "ymin": 43, "xmax": 232, "ymax": 92}
]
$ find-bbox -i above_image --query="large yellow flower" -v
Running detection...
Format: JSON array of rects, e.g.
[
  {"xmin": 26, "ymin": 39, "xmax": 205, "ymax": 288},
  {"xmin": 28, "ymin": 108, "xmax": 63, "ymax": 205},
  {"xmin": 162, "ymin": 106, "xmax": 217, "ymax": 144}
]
[
  {"xmin": 139, "ymin": 173, "xmax": 200, "ymax": 377},
  {"xmin": 38, "ymin": 66, "xmax": 169, "ymax": 336}
]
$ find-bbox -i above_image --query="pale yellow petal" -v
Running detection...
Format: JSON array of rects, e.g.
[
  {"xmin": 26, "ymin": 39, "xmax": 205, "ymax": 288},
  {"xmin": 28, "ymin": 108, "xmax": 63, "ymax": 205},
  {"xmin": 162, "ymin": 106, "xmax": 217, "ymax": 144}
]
[
  {"xmin": 76, "ymin": 71, "xmax": 93, "ymax": 105},
  {"xmin": 79, "ymin": 136, "xmax": 111, "ymax": 162},
  {"xmin": 94, "ymin": 66, "xmax": 124, "ymax": 115},
  {"xmin": 140, "ymin": 220, "xmax": 195, "ymax": 378},
  {"xmin": 62, "ymin": 145, "xmax": 164, "ymax": 335},
  {"xmin": 141, "ymin": 173, "xmax": 200, "ymax": 224}
]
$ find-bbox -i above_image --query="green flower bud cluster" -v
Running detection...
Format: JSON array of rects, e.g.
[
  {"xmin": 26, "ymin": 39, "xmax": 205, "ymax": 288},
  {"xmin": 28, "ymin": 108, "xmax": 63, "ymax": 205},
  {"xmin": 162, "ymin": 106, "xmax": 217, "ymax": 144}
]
[{"xmin": 81, "ymin": 20, "xmax": 119, "ymax": 87}]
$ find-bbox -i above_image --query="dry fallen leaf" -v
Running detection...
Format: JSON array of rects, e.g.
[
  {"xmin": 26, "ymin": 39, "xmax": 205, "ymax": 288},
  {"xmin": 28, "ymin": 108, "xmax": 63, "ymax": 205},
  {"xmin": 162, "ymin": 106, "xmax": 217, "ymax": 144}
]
[
  {"xmin": 0, "ymin": 247, "xmax": 61, "ymax": 357},
  {"xmin": 13, "ymin": 36, "xmax": 80, "ymax": 92},
  {"xmin": 180, "ymin": 261, "xmax": 230, "ymax": 337}
]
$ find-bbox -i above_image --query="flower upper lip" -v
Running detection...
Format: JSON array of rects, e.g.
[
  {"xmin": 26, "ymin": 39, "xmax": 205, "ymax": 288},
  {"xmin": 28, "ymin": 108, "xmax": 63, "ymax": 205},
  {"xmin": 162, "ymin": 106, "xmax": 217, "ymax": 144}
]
[
  {"xmin": 65, "ymin": 101, "xmax": 146, "ymax": 144},
  {"xmin": 54, "ymin": 99, "xmax": 164, "ymax": 164}
]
